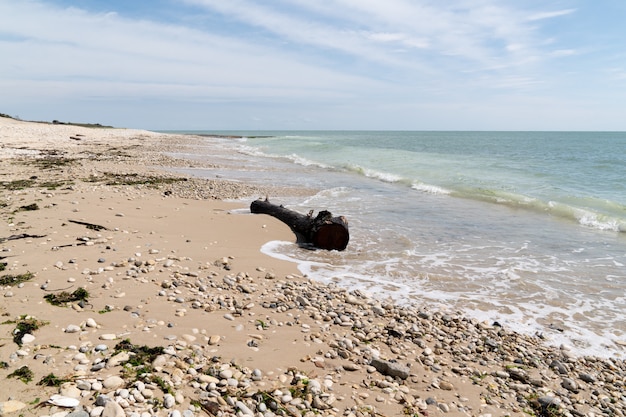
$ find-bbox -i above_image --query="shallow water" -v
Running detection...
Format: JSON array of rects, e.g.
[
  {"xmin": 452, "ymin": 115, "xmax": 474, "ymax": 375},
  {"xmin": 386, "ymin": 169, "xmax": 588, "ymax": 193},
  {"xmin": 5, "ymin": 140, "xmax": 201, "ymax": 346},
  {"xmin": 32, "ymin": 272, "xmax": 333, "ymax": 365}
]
[{"xmin": 167, "ymin": 130, "xmax": 626, "ymax": 358}]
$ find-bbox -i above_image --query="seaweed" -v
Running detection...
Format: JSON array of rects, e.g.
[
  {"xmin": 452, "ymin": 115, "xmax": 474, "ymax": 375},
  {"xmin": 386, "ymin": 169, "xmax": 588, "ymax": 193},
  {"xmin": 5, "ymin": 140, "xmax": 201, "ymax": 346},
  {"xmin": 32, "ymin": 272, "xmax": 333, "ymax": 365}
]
[
  {"xmin": 29, "ymin": 157, "xmax": 76, "ymax": 170},
  {"xmin": 0, "ymin": 272, "xmax": 34, "ymax": 286},
  {"xmin": 1, "ymin": 179, "xmax": 36, "ymax": 190},
  {"xmin": 83, "ymin": 172, "xmax": 187, "ymax": 188},
  {"xmin": 114, "ymin": 339, "xmax": 165, "ymax": 366},
  {"xmin": 39, "ymin": 180, "xmax": 73, "ymax": 190},
  {"xmin": 8, "ymin": 366, "xmax": 34, "ymax": 383},
  {"xmin": 16, "ymin": 203, "xmax": 39, "ymax": 212},
  {"xmin": 12, "ymin": 316, "xmax": 47, "ymax": 346},
  {"xmin": 38, "ymin": 373, "xmax": 71, "ymax": 387},
  {"xmin": 44, "ymin": 288, "xmax": 89, "ymax": 306},
  {"xmin": 113, "ymin": 339, "xmax": 170, "ymax": 393}
]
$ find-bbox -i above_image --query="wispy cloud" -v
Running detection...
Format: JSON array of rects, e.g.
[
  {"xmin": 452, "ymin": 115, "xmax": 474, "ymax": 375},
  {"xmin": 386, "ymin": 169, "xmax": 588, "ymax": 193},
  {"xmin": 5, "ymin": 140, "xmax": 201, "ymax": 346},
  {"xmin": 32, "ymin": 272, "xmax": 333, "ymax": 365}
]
[
  {"xmin": 182, "ymin": 0, "xmax": 559, "ymax": 73},
  {"xmin": 0, "ymin": 0, "xmax": 621, "ymax": 129},
  {"xmin": 527, "ymin": 9, "xmax": 576, "ymax": 21}
]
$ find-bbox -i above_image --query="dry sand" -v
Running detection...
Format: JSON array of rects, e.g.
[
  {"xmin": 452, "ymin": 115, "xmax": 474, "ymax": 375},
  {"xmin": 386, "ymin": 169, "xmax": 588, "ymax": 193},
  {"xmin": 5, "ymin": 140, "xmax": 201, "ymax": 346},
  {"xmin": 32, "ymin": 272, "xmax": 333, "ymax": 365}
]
[{"xmin": 0, "ymin": 116, "xmax": 624, "ymax": 417}]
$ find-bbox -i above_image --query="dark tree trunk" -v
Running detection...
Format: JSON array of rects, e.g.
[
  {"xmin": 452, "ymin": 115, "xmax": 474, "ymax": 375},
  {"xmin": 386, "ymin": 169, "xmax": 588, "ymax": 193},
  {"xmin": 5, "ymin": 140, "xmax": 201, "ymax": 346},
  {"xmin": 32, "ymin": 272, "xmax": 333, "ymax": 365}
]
[{"xmin": 250, "ymin": 199, "xmax": 349, "ymax": 251}]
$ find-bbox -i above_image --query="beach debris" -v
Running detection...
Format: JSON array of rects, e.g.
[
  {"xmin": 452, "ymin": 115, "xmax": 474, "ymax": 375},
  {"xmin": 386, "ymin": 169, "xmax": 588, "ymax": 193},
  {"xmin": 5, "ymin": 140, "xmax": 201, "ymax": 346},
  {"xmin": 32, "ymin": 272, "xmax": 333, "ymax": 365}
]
[
  {"xmin": 250, "ymin": 198, "xmax": 349, "ymax": 250},
  {"xmin": 68, "ymin": 219, "xmax": 109, "ymax": 231},
  {"xmin": 0, "ymin": 233, "xmax": 47, "ymax": 243},
  {"xmin": 47, "ymin": 395, "xmax": 80, "ymax": 408}
]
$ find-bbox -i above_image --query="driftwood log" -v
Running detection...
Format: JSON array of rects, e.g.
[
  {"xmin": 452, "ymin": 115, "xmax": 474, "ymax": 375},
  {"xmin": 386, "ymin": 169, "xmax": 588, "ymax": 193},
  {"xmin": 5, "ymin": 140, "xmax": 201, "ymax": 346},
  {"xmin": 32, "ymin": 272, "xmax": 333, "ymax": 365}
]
[{"xmin": 250, "ymin": 199, "xmax": 349, "ymax": 251}]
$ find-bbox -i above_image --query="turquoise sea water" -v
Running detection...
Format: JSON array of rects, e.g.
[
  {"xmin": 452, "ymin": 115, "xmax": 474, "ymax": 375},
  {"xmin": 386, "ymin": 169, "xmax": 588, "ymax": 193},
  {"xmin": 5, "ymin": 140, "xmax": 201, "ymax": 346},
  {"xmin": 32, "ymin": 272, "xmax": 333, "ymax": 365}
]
[{"xmin": 166, "ymin": 131, "xmax": 626, "ymax": 358}]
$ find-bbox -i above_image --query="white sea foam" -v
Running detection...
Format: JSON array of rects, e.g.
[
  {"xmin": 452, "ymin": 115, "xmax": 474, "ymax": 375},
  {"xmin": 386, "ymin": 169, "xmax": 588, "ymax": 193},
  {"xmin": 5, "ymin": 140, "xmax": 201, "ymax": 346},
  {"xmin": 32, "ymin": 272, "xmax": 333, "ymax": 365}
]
[
  {"xmin": 342, "ymin": 163, "xmax": 403, "ymax": 183},
  {"xmin": 410, "ymin": 182, "xmax": 450, "ymax": 195},
  {"xmin": 184, "ymin": 131, "xmax": 626, "ymax": 359},
  {"xmin": 260, "ymin": 238, "xmax": 626, "ymax": 359}
]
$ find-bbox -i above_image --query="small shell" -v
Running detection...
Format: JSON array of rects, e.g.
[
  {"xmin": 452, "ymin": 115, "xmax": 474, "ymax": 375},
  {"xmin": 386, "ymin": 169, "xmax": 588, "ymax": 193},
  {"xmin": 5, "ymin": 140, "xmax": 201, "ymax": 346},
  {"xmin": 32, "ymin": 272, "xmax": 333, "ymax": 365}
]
[{"xmin": 48, "ymin": 394, "xmax": 80, "ymax": 408}]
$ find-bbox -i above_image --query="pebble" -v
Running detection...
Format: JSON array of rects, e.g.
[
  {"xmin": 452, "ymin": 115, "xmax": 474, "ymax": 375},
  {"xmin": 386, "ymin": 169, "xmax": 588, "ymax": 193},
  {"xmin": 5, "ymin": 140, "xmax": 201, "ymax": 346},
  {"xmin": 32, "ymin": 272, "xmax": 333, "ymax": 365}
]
[
  {"xmin": 2, "ymin": 179, "xmax": 625, "ymax": 417},
  {"xmin": 561, "ymin": 377, "xmax": 579, "ymax": 392},
  {"xmin": 103, "ymin": 376, "xmax": 125, "ymax": 390},
  {"xmin": 20, "ymin": 333, "xmax": 35, "ymax": 344},
  {"xmin": 102, "ymin": 399, "xmax": 125, "ymax": 417},
  {"xmin": 0, "ymin": 400, "xmax": 26, "ymax": 415},
  {"xmin": 65, "ymin": 324, "xmax": 81, "ymax": 333},
  {"xmin": 163, "ymin": 394, "xmax": 176, "ymax": 409}
]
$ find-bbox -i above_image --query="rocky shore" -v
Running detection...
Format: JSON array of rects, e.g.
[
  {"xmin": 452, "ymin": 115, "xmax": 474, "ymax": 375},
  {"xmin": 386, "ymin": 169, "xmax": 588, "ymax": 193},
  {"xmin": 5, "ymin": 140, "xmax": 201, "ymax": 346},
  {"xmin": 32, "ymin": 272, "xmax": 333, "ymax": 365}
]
[{"xmin": 1, "ymin": 117, "xmax": 624, "ymax": 417}]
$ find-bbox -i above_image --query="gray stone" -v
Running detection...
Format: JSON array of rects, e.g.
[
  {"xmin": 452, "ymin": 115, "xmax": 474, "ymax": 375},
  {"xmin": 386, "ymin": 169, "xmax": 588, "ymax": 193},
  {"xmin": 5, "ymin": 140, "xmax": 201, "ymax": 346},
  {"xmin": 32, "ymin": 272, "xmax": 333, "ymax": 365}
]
[
  {"xmin": 66, "ymin": 409, "xmax": 90, "ymax": 417},
  {"xmin": 236, "ymin": 401, "xmax": 254, "ymax": 416},
  {"xmin": 65, "ymin": 324, "xmax": 81, "ymax": 333},
  {"xmin": 163, "ymin": 394, "xmax": 176, "ymax": 409},
  {"xmin": 102, "ymin": 400, "xmax": 125, "ymax": 417},
  {"xmin": 60, "ymin": 383, "xmax": 82, "ymax": 398},
  {"xmin": 370, "ymin": 357, "xmax": 410, "ymax": 379},
  {"xmin": 561, "ymin": 377, "xmax": 579, "ymax": 392},
  {"xmin": 91, "ymin": 362, "xmax": 106, "ymax": 372},
  {"xmin": 103, "ymin": 376, "xmax": 124, "ymax": 390},
  {"xmin": 95, "ymin": 395, "xmax": 110, "ymax": 407},
  {"xmin": 538, "ymin": 396, "xmax": 561, "ymax": 408},
  {"xmin": 107, "ymin": 351, "xmax": 130, "ymax": 368},
  {"xmin": 579, "ymin": 373, "xmax": 596, "ymax": 383}
]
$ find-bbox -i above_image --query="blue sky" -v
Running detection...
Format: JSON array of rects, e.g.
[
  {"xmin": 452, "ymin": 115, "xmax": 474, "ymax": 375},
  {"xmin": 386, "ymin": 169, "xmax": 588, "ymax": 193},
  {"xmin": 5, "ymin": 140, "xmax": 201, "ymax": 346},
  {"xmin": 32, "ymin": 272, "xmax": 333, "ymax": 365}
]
[{"xmin": 1, "ymin": 0, "xmax": 625, "ymax": 130}]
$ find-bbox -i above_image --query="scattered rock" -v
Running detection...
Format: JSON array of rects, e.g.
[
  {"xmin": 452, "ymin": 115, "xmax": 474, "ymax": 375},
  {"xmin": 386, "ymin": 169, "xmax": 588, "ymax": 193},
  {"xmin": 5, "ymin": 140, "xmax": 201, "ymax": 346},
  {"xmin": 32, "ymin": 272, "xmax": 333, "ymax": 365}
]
[{"xmin": 370, "ymin": 357, "xmax": 410, "ymax": 379}]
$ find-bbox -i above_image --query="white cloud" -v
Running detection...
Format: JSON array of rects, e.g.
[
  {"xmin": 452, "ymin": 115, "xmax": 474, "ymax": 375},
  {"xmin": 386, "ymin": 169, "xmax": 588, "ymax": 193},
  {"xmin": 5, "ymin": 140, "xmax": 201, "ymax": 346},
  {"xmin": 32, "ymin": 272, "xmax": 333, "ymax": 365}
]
[
  {"xmin": 1, "ymin": 0, "xmax": 621, "ymax": 129},
  {"xmin": 527, "ymin": 9, "xmax": 576, "ymax": 21},
  {"xmin": 0, "ymin": 1, "xmax": 384, "ymax": 101},
  {"xmin": 182, "ymin": 0, "xmax": 552, "ymax": 72}
]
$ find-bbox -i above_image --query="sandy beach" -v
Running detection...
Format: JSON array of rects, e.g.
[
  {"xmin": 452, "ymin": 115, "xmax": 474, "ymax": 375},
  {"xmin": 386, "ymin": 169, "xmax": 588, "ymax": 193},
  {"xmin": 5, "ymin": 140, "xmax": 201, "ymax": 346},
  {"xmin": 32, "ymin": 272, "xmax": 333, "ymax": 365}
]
[{"xmin": 1, "ymin": 116, "xmax": 625, "ymax": 417}]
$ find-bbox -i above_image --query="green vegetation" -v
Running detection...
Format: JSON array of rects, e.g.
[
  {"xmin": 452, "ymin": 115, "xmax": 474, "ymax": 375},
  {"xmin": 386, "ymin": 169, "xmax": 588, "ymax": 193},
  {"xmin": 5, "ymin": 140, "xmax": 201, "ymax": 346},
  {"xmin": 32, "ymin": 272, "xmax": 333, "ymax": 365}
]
[
  {"xmin": 29, "ymin": 157, "xmax": 76, "ymax": 170},
  {"xmin": 44, "ymin": 288, "xmax": 89, "ymax": 306},
  {"xmin": 83, "ymin": 172, "xmax": 187, "ymax": 188},
  {"xmin": 8, "ymin": 366, "xmax": 34, "ymax": 383},
  {"xmin": 39, "ymin": 180, "xmax": 73, "ymax": 190},
  {"xmin": 0, "ymin": 262, "xmax": 6, "ymax": 272},
  {"xmin": 525, "ymin": 394, "xmax": 565, "ymax": 417},
  {"xmin": 114, "ymin": 339, "xmax": 171, "ymax": 394},
  {"xmin": 16, "ymin": 203, "xmax": 39, "ymax": 212},
  {"xmin": 51, "ymin": 120, "xmax": 113, "ymax": 128},
  {"xmin": 38, "ymin": 373, "xmax": 71, "ymax": 387},
  {"xmin": 0, "ymin": 361, "xmax": 9, "ymax": 369},
  {"xmin": 1, "ymin": 179, "xmax": 36, "ymax": 191},
  {"xmin": 11, "ymin": 315, "xmax": 48, "ymax": 346},
  {"xmin": 0, "ymin": 272, "xmax": 34, "ymax": 287},
  {"xmin": 115, "ymin": 339, "xmax": 165, "ymax": 367}
]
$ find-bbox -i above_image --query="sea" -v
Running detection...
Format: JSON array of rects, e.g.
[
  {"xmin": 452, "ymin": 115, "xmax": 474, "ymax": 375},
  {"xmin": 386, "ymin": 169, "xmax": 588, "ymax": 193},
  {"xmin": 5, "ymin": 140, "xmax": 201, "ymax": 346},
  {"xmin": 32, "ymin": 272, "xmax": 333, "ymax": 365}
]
[{"xmin": 164, "ymin": 130, "xmax": 626, "ymax": 359}]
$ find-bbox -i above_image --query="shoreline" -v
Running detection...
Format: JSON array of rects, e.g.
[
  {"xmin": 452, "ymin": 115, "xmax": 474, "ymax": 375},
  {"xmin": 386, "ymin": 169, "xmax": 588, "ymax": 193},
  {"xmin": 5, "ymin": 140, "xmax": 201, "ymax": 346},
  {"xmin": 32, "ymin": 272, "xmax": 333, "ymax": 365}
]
[{"xmin": 1, "ymin": 117, "xmax": 624, "ymax": 417}]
